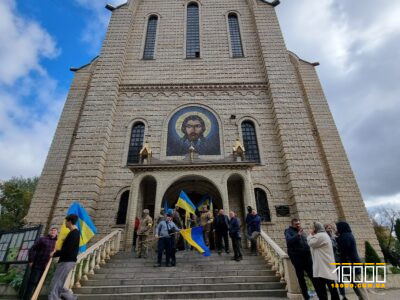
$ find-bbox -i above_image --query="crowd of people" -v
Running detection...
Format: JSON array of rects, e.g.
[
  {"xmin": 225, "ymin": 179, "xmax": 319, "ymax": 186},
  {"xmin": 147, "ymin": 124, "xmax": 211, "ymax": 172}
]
[
  {"xmin": 134, "ymin": 205, "xmax": 262, "ymax": 266},
  {"xmin": 26, "ymin": 207, "xmax": 368, "ymax": 300},
  {"xmin": 285, "ymin": 218, "xmax": 370, "ymax": 300}
]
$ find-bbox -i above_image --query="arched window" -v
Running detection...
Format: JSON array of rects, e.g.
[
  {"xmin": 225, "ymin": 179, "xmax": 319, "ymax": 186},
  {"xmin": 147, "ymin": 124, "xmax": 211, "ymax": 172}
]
[
  {"xmin": 228, "ymin": 13, "xmax": 243, "ymax": 58},
  {"xmin": 143, "ymin": 15, "xmax": 158, "ymax": 59},
  {"xmin": 254, "ymin": 188, "xmax": 271, "ymax": 222},
  {"xmin": 241, "ymin": 121, "xmax": 260, "ymax": 162},
  {"xmin": 186, "ymin": 3, "xmax": 200, "ymax": 58},
  {"xmin": 116, "ymin": 190, "xmax": 129, "ymax": 225},
  {"xmin": 127, "ymin": 122, "xmax": 145, "ymax": 164}
]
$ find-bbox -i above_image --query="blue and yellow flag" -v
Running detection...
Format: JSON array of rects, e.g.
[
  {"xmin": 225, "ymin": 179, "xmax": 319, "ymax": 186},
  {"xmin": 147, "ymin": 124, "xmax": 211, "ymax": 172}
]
[
  {"xmin": 176, "ymin": 191, "xmax": 196, "ymax": 216},
  {"xmin": 56, "ymin": 202, "xmax": 97, "ymax": 253},
  {"xmin": 180, "ymin": 226, "xmax": 210, "ymax": 256},
  {"xmin": 197, "ymin": 194, "xmax": 213, "ymax": 212}
]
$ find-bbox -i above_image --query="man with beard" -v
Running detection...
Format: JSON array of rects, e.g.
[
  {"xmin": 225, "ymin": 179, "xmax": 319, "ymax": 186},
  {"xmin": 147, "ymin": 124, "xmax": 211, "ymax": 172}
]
[{"xmin": 177, "ymin": 115, "xmax": 219, "ymax": 155}]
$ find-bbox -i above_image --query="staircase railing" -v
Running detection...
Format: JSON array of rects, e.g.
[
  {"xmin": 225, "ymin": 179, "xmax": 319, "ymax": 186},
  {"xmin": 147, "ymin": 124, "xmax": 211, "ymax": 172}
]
[
  {"xmin": 65, "ymin": 229, "xmax": 123, "ymax": 289},
  {"xmin": 258, "ymin": 230, "xmax": 302, "ymax": 299}
]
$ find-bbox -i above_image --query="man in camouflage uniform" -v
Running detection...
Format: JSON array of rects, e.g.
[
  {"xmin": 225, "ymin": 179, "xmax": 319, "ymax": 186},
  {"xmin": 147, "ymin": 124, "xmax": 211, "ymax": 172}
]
[
  {"xmin": 136, "ymin": 209, "xmax": 153, "ymax": 258},
  {"xmin": 200, "ymin": 205, "xmax": 214, "ymax": 246}
]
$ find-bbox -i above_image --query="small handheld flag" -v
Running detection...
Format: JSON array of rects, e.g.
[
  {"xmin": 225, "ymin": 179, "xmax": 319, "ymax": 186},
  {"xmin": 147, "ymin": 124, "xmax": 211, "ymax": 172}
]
[
  {"xmin": 180, "ymin": 226, "xmax": 210, "ymax": 256},
  {"xmin": 56, "ymin": 202, "xmax": 97, "ymax": 253}
]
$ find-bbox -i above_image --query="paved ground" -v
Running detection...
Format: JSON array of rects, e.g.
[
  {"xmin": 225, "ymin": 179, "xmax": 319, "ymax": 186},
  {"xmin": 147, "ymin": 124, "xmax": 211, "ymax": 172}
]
[
  {"xmin": 343, "ymin": 288, "xmax": 399, "ymax": 300},
  {"xmin": 196, "ymin": 288, "xmax": 400, "ymax": 300}
]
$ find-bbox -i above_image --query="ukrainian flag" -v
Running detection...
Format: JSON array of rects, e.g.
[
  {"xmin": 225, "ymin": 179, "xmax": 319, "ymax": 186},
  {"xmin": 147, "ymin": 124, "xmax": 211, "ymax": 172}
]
[
  {"xmin": 196, "ymin": 194, "xmax": 213, "ymax": 212},
  {"xmin": 176, "ymin": 191, "xmax": 196, "ymax": 216},
  {"xmin": 180, "ymin": 226, "xmax": 210, "ymax": 256},
  {"xmin": 56, "ymin": 202, "xmax": 97, "ymax": 253}
]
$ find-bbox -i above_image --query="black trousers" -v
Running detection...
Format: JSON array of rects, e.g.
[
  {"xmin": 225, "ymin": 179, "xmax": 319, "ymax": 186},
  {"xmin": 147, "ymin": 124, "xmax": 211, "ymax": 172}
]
[
  {"xmin": 313, "ymin": 277, "xmax": 340, "ymax": 300},
  {"xmin": 171, "ymin": 235, "xmax": 176, "ymax": 265},
  {"xmin": 23, "ymin": 266, "xmax": 44, "ymax": 300},
  {"xmin": 157, "ymin": 237, "xmax": 172, "ymax": 265},
  {"xmin": 290, "ymin": 254, "xmax": 315, "ymax": 300},
  {"xmin": 216, "ymin": 230, "xmax": 229, "ymax": 252},
  {"xmin": 230, "ymin": 236, "xmax": 242, "ymax": 259}
]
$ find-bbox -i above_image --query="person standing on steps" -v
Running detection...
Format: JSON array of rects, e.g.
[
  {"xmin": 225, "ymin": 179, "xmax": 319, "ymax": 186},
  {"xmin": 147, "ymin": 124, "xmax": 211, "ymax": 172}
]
[
  {"xmin": 214, "ymin": 209, "xmax": 230, "ymax": 255},
  {"xmin": 284, "ymin": 218, "xmax": 317, "ymax": 300},
  {"xmin": 154, "ymin": 212, "xmax": 180, "ymax": 267},
  {"xmin": 48, "ymin": 214, "xmax": 80, "ymax": 300},
  {"xmin": 23, "ymin": 227, "xmax": 58, "ymax": 300},
  {"xmin": 136, "ymin": 209, "xmax": 153, "ymax": 258},
  {"xmin": 199, "ymin": 205, "xmax": 213, "ymax": 247},
  {"xmin": 246, "ymin": 209, "xmax": 261, "ymax": 255},
  {"xmin": 228, "ymin": 210, "xmax": 242, "ymax": 261}
]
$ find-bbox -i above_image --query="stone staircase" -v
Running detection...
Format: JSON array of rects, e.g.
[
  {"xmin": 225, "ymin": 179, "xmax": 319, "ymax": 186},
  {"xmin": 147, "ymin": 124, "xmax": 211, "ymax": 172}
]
[{"xmin": 73, "ymin": 249, "xmax": 287, "ymax": 299}]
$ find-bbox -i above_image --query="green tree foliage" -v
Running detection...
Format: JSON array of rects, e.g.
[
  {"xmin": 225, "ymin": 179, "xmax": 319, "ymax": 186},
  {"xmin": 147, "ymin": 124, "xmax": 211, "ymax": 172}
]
[
  {"xmin": 365, "ymin": 240, "xmax": 381, "ymax": 263},
  {"xmin": 395, "ymin": 218, "xmax": 400, "ymax": 244},
  {"xmin": 0, "ymin": 177, "xmax": 38, "ymax": 230}
]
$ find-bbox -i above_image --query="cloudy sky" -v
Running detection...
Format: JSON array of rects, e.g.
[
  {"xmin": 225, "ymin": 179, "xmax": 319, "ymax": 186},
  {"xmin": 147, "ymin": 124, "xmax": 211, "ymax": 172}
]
[{"xmin": 0, "ymin": 0, "xmax": 398, "ymax": 209}]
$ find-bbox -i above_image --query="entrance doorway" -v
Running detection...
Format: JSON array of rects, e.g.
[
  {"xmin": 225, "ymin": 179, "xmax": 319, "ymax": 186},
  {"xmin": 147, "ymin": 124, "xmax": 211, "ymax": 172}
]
[
  {"xmin": 227, "ymin": 174, "xmax": 246, "ymax": 244},
  {"xmin": 137, "ymin": 176, "xmax": 157, "ymax": 218},
  {"xmin": 162, "ymin": 175, "xmax": 223, "ymax": 211}
]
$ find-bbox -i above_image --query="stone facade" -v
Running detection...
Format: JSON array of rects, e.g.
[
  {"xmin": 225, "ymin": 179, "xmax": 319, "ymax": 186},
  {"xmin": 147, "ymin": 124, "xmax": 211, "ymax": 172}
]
[{"xmin": 26, "ymin": 0, "xmax": 379, "ymax": 255}]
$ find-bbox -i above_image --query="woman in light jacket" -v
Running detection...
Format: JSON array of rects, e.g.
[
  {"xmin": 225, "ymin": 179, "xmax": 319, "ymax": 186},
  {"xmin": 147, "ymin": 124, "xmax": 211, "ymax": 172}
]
[{"xmin": 307, "ymin": 221, "xmax": 340, "ymax": 300}]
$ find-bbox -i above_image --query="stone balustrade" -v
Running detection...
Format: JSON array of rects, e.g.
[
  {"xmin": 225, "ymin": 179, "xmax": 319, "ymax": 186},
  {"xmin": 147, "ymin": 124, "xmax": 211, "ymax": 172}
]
[
  {"xmin": 258, "ymin": 230, "xmax": 302, "ymax": 299},
  {"xmin": 64, "ymin": 229, "xmax": 122, "ymax": 290}
]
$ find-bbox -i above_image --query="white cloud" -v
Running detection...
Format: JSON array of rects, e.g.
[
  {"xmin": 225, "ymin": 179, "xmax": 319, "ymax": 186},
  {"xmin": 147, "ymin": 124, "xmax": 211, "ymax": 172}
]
[
  {"xmin": 0, "ymin": 0, "xmax": 59, "ymax": 85},
  {"xmin": 365, "ymin": 193, "xmax": 400, "ymax": 209},
  {"xmin": 276, "ymin": 0, "xmax": 400, "ymax": 208},
  {"xmin": 74, "ymin": 0, "xmax": 127, "ymax": 54},
  {"xmin": 0, "ymin": 0, "xmax": 65, "ymax": 180}
]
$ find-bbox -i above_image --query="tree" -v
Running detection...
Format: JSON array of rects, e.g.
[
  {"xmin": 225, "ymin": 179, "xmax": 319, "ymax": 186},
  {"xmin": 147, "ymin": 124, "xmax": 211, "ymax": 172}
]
[
  {"xmin": 395, "ymin": 218, "xmax": 400, "ymax": 243},
  {"xmin": 0, "ymin": 177, "xmax": 38, "ymax": 230},
  {"xmin": 365, "ymin": 241, "xmax": 381, "ymax": 263}
]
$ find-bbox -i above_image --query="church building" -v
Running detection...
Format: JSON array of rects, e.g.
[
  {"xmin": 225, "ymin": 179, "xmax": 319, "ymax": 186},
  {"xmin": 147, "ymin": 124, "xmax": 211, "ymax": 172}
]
[{"xmin": 26, "ymin": 0, "xmax": 379, "ymax": 255}]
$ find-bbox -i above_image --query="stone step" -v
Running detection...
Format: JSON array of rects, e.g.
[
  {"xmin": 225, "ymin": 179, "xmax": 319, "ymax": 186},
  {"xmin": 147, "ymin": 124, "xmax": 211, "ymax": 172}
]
[
  {"xmin": 96, "ymin": 263, "xmax": 272, "ymax": 273},
  {"xmin": 91, "ymin": 269, "xmax": 276, "ymax": 279},
  {"xmin": 113, "ymin": 251, "xmax": 257, "ymax": 260},
  {"xmin": 76, "ymin": 282, "xmax": 286, "ymax": 294},
  {"xmin": 102, "ymin": 260, "xmax": 271, "ymax": 268},
  {"xmin": 82, "ymin": 275, "xmax": 280, "ymax": 286},
  {"xmin": 74, "ymin": 289, "xmax": 287, "ymax": 299},
  {"xmin": 109, "ymin": 255, "xmax": 263, "ymax": 263}
]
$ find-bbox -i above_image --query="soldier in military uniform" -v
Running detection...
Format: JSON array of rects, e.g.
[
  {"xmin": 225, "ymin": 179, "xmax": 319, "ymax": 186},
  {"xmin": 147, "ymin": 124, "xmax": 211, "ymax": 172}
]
[
  {"xmin": 136, "ymin": 209, "xmax": 153, "ymax": 258},
  {"xmin": 200, "ymin": 205, "xmax": 214, "ymax": 246}
]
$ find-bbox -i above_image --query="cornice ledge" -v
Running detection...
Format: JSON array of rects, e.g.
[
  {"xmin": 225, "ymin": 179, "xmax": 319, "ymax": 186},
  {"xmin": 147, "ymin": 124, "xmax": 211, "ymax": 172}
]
[
  {"xmin": 119, "ymin": 82, "xmax": 268, "ymax": 92},
  {"xmin": 128, "ymin": 162, "xmax": 256, "ymax": 172}
]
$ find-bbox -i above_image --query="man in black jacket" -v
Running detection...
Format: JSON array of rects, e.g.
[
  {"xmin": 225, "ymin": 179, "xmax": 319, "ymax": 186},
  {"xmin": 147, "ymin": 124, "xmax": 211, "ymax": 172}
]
[
  {"xmin": 48, "ymin": 214, "xmax": 80, "ymax": 300},
  {"xmin": 228, "ymin": 211, "xmax": 242, "ymax": 261},
  {"xmin": 284, "ymin": 218, "xmax": 316, "ymax": 300},
  {"xmin": 213, "ymin": 209, "xmax": 230, "ymax": 254}
]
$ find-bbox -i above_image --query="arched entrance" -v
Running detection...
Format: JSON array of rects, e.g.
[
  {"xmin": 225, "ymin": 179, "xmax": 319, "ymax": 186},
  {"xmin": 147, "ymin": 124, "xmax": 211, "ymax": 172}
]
[
  {"xmin": 137, "ymin": 175, "xmax": 157, "ymax": 218},
  {"xmin": 227, "ymin": 174, "xmax": 246, "ymax": 245},
  {"xmin": 162, "ymin": 175, "xmax": 223, "ymax": 211}
]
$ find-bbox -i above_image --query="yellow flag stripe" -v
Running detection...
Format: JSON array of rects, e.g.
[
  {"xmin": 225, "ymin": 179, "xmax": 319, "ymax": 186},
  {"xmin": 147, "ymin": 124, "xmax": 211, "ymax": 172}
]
[{"xmin": 180, "ymin": 228, "xmax": 205, "ymax": 254}]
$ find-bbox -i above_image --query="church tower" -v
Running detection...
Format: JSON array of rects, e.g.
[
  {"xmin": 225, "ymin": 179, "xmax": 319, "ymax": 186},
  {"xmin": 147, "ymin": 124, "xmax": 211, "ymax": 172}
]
[{"xmin": 26, "ymin": 0, "xmax": 379, "ymax": 255}]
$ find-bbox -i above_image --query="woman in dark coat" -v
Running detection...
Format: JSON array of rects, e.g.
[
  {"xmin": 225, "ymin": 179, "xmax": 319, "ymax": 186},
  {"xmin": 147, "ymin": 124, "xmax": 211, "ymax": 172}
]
[{"xmin": 336, "ymin": 221, "xmax": 370, "ymax": 300}]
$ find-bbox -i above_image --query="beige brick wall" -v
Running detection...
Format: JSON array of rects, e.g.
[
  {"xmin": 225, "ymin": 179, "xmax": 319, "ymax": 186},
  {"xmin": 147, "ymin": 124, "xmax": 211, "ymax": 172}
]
[{"xmin": 27, "ymin": 0, "xmax": 380, "ymax": 255}]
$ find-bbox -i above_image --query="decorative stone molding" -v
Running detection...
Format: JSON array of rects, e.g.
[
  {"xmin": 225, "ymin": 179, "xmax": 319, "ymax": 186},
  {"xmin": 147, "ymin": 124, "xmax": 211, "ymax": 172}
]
[
  {"xmin": 139, "ymin": 141, "xmax": 152, "ymax": 164},
  {"xmin": 232, "ymin": 138, "xmax": 245, "ymax": 162},
  {"xmin": 128, "ymin": 161, "xmax": 256, "ymax": 172},
  {"xmin": 119, "ymin": 82, "xmax": 268, "ymax": 93}
]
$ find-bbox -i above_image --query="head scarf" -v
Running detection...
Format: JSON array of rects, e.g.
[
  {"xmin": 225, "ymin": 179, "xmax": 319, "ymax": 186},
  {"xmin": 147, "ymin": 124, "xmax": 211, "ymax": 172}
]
[
  {"xmin": 336, "ymin": 221, "xmax": 352, "ymax": 234},
  {"xmin": 313, "ymin": 221, "xmax": 326, "ymax": 233}
]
